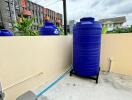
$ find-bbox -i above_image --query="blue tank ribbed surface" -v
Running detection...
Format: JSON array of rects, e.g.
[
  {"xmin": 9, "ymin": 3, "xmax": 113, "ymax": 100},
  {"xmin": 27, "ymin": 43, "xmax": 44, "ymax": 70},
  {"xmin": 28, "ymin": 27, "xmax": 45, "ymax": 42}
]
[{"xmin": 73, "ymin": 17, "xmax": 102, "ymax": 77}]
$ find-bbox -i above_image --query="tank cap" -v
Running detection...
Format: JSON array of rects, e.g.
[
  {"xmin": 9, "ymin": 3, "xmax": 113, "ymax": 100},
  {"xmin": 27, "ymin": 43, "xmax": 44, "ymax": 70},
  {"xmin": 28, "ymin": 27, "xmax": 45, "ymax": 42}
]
[{"xmin": 80, "ymin": 17, "xmax": 95, "ymax": 22}]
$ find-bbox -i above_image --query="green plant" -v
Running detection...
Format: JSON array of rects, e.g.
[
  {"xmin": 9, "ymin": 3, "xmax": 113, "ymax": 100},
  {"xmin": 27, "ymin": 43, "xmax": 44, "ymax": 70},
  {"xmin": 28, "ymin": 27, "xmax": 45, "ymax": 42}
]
[
  {"xmin": 15, "ymin": 17, "xmax": 39, "ymax": 36},
  {"xmin": 57, "ymin": 26, "xmax": 64, "ymax": 35},
  {"xmin": 102, "ymin": 26, "xmax": 107, "ymax": 34}
]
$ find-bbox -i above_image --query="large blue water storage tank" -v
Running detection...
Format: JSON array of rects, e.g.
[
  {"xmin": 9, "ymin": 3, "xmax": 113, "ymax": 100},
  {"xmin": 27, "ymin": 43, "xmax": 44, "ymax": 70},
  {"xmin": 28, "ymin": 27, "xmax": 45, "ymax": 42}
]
[{"xmin": 73, "ymin": 17, "xmax": 102, "ymax": 80}]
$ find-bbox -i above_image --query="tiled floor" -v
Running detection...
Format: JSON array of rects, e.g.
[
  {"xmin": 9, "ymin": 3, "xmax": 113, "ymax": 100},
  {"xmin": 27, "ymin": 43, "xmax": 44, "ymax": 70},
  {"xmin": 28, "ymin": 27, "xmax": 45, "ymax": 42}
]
[{"xmin": 38, "ymin": 72, "xmax": 132, "ymax": 100}]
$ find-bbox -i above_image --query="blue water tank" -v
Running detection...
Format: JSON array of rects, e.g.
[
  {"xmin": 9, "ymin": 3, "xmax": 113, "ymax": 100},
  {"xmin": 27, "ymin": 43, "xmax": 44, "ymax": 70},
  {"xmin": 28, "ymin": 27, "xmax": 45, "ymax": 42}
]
[
  {"xmin": 73, "ymin": 17, "xmax": 102, "ymax": 77},
  {"xmin": 39, "ymin": 21, "xmax": 60, "ymax": 35},
  {"xmin": 0, "ymin": 29, "xmax": 13, "ymax": 36}
]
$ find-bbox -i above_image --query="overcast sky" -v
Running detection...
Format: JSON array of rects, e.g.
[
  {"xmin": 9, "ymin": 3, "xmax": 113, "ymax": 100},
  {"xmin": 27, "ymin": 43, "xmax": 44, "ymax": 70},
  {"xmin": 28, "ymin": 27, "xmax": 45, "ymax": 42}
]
[{"xmin": 31, "ymin": 0, "xmax": 132, "ymax": 25}]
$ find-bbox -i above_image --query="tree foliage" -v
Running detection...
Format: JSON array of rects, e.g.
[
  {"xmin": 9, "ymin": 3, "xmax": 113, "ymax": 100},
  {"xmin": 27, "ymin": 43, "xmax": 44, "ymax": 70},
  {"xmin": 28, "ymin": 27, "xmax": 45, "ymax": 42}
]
[{"xmin": 110, "ymin": 25, "xmax": 132, "ymax": 33}]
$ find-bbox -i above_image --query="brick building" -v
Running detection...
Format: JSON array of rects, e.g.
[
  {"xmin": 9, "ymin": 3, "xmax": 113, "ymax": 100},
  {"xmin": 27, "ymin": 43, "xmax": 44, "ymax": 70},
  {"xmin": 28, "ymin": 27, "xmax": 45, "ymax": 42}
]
[
  {"xmin": 0, "ymin": 0, "xmax": 16, "ymax": 29},
  {"xmin": 15, "ymin": 0, "xmax": 63, "ymax": 28},
  {"xmin": 0, "ymin": 0, "xmax": 62, "ymax": 30},
  {"xmin": 44, "ymin": 8, "xmax": 62, "ymax": 26}
]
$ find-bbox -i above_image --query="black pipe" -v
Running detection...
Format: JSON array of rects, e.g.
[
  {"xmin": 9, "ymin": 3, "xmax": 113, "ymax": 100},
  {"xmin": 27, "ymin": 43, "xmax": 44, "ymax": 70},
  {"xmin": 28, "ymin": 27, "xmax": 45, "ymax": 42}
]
[{"xmin": 63, "ymin": 0, "xmax": 67, "ymax": 35}]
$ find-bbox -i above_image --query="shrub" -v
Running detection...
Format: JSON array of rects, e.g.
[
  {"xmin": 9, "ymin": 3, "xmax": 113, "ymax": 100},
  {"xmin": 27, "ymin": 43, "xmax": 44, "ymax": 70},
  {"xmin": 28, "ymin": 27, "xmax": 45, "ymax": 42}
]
[{"xmin": 14, "ymin": 17, "xmax": 39, "ymax": 36}]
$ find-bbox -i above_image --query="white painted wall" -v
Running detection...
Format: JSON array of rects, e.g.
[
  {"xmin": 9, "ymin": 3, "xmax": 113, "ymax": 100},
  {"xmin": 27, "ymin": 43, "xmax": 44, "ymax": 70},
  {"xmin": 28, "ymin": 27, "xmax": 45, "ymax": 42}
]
[{"xmin": 0, "ymin": 36, "xmax": 72, "ymax": 100}]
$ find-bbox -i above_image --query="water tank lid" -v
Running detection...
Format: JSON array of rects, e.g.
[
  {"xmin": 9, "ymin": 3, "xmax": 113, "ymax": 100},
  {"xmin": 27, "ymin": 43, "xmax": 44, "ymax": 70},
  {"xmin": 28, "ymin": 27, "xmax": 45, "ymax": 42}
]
[
  {"xmin": 75, "ymin": 17, "xmax": 102, "ymax": 29},
  {"xmin": 80, "ymin": 17, "xmax": 95, "ymax": 22}
]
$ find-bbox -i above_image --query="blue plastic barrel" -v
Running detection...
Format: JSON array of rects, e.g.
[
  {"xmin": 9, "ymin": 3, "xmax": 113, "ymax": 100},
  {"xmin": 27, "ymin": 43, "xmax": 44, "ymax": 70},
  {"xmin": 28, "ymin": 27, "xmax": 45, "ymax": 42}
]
[
  {"xmin": 39, "ymin": 21, "xmax": 60, "ymax": 35},
  {"xmin": 0, "ymin": 29, "xmax": 13, "ymax": 36},
  {"xmin": 73, "ymin": 17, "xmax": 102, "ymax": 77}
]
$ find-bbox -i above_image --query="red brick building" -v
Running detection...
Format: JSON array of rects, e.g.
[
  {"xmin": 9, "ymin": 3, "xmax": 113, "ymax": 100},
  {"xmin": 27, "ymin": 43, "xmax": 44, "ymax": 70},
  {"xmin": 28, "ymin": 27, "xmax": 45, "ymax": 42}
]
[{"xmin": 14, "ymin": 0, "xmax": 62, "ymax": 29}]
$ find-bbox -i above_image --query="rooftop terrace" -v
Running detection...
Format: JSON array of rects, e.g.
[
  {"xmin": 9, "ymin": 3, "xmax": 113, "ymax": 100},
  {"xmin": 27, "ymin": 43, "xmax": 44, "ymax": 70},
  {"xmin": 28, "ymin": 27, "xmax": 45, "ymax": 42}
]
[
  {"xmin": 0, "ymin": 34, "xmax": 132, "ymax": 99},
  {"xmin": 38, "ymin": 72, "xmax": 132, "ymax": 100}
]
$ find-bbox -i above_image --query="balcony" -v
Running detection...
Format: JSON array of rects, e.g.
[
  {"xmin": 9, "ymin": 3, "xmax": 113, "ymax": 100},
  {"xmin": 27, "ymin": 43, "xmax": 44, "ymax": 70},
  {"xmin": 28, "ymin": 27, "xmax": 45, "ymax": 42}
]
[{"xmin": 22, "ymin": 9, "xmax": 31, "ymax": 16}]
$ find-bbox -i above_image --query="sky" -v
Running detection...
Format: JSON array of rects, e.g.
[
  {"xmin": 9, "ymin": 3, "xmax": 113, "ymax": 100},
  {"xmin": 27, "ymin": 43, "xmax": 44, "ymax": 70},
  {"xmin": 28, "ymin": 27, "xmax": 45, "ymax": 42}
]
[{"xmin": 31, "ymin": 0, "xmax": 132, "ymax": 25}]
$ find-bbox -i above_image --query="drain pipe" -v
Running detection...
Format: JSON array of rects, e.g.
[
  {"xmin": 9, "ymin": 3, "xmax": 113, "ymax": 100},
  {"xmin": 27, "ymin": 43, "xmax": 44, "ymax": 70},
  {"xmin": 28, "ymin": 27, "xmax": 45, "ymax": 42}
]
[
  {"xmin": 108, "ymin": 57, "xmax": 112, "ymax": 72},
  {"xmin": 16, "ymin": 66, "xmax": 72, "ymax": 100},
  {"xmin": 36, "ymin": 66, "xmax": 71, "ymax": 97}
]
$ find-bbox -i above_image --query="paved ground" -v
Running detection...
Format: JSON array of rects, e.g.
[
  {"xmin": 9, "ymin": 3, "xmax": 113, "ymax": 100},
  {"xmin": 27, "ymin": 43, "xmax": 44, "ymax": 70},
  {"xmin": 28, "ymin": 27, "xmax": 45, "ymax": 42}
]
[{"xmin": 38, "ymin": 72, "xmax": 132, "ymax": 100}]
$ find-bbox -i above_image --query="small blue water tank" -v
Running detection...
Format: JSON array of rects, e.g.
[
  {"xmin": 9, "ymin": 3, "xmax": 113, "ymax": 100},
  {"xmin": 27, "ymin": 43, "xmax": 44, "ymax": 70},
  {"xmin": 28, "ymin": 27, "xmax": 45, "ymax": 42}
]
[
  {"xmin": 39, "ymin": 21, "xmax": 60, "ymax": 35},
  {"xmin": 73, "ymin": 17, "xmax": 102, "ymax": 77},
  {"xmin": 0, "ymin": 29, "xmax": 13, "ymax": 36}
]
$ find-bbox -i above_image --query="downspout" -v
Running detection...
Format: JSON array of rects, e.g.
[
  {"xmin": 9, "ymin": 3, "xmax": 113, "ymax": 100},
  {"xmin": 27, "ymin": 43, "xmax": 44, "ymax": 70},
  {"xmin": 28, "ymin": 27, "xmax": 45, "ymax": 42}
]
[{"xmin": 108, "ymin": 57, "xmax": 112, "ymax": 72}]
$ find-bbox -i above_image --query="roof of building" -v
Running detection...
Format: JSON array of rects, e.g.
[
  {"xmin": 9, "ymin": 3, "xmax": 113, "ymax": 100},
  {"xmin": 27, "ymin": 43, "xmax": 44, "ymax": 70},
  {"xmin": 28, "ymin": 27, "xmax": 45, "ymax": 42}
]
[{"xmin": 99, "ymin": 16, "xmax": 126, "ymax": 24}]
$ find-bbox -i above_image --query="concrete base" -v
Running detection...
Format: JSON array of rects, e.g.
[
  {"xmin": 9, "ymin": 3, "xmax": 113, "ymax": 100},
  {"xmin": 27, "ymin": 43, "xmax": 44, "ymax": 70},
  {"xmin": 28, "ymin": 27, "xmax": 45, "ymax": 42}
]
[
  {"xmin": 38, "ymin": 72, "xmax": 132, "ymax": 100},
  {"xmin": 16, "ymin": 91, "xmax": 37, "ymax": 100}
]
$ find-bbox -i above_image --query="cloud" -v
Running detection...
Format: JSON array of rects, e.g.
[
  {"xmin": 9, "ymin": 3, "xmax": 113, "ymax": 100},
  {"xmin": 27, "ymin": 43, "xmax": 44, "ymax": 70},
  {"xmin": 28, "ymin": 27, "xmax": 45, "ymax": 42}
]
[
  {"xmin": 70, "ymin": 0, "xmax": 79, "ymax": 2},
  {"xmin": 113, "ymin": 1, "xmax": 132, "ymax": 15},
  {"xmin": 91, "ymin": 0, "xmax": 100, "ymax": 8},
  {"xmin": 101, "ymin": 0, "xmax": 124, "ymax": 6},
  {"xmin": 30, "ymin": 0, "xmax": 132, "ymax": 25}
]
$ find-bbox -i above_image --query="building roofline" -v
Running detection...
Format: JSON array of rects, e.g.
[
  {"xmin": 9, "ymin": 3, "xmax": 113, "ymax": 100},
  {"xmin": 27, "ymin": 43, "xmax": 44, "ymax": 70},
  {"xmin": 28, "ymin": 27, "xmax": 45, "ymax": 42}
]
[{"xmin": 99, "ymin": 16, "xmax": 126, "ymax": 24}]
